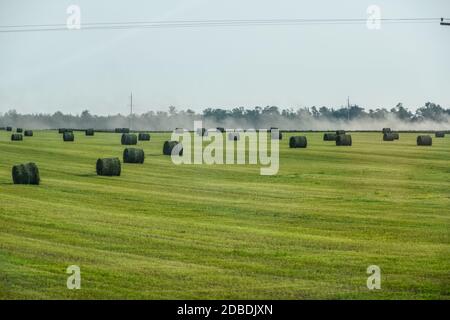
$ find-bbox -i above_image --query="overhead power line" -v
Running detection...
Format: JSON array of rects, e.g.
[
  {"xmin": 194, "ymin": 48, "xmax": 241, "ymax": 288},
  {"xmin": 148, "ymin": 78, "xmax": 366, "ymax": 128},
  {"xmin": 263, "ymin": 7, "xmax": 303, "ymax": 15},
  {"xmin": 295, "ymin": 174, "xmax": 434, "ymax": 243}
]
[{"xmin": 0, "ymin": 17, "xmax": 446, "ymax": 33}]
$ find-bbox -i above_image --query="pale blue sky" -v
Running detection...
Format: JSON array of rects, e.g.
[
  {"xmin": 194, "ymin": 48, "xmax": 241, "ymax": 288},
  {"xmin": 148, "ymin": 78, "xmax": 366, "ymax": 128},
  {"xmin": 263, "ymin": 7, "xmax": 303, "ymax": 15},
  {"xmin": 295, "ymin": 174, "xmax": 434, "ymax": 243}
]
[{"xmin": 0, "ymin": 0, "xmax": 449, "ymax": 115}]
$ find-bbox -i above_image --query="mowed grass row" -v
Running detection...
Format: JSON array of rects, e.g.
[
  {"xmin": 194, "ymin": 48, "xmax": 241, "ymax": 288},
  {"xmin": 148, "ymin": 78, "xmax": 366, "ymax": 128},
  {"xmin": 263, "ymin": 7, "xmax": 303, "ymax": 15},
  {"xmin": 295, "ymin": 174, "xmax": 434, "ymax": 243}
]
[{"xmin": 0, "ymin": 130, "xmax": 449, "ymax": 299}]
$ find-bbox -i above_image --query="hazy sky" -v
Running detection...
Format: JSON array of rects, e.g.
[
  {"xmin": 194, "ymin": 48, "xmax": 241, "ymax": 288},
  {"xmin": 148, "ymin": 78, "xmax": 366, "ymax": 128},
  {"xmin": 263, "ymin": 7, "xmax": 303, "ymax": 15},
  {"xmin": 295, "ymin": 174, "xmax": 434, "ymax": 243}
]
[{"xmin": 0, "ymin": 0, "xmax": 449, "ymax": 115}]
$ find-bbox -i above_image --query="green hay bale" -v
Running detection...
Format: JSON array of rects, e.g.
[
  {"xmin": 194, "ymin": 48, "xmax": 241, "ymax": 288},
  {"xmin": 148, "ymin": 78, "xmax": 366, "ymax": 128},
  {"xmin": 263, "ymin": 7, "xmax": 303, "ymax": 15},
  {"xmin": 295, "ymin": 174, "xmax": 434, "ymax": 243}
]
[
  {"xmin": 163, "ymin": 141, "xmax": 183, "ymax": 156},
  {"xmin": 138, "ymin": 133, "xmax": 150, "ymax": 141},
  {"xmin": 11, "ymin": 134, "xmax": 23, "ymax": 141},
  {"xmin": 123, "ymin": 148, "xmax": 145, "ymax": 164},
  {"xmin": 323, "ymin": 133, "xmax": 337, "ymax": 141},
  {"xmin": 435, "ymin": 131, "xmax": 445, "ymax": 138},
  {"xmin": 16, "ymin": 128, "xmax": 23, "ymax": 133},
  {"xmin": 121, "ymin": 133, "xmax": 137, "ymax": 145},
  {"xmin": 12, "ymin": 162, "xmax": 40, "ymax": 185},
  {"xmin": 24, "ymin": 130, "xmax": 33, "ymax": 137},
  {"xmin": 417, "ymin": 135, "xmax": 432, "ymax": 146},
  {"xmin": 382, "ymin": 128, "xmax": 392, "ymax": 134},
  {"xmin": 85, "ymin": 129, "xmax": 95, "ymax": 136},
  {"xmin": 336, "ymin": 130, "xmax": 346, "ymax": 135},
  {"xmin": 63, "ymin": 132, "xmax": 74, "ymax": 142},
  {"xmin": 228, "ymin": 132, "xmax": 240, "ymax": 141},
  {"xmin": 392, "ymin": 132, "xmax": 399, "ymax": 140},
  {"xmin": 96, "ymin": 158, "xmax": 121, "ymax": 176},
  {"xmin": 6, "ymin": 126, "xmax": 12, "ymax": 131},
  {"xmin": 289, "ymin": 136, "xmax": 307, "ymax": 148},
  {"xmin": 336, "ymin": 134, "xmax": 352, "ymax": 146},
  {"xmin": 383, "ymin": 133, "xmax": 395, "ymax": 141}
]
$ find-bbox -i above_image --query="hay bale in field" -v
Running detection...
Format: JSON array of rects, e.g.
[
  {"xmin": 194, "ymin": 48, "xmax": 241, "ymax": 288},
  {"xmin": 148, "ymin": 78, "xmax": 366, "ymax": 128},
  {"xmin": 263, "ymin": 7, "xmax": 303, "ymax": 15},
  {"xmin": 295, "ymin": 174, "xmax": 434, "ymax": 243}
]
[
  {"xmin": 63, "ymin": 132, "xmax": 74, "ymax": 142},
  {"xmin": 336, "ymin": 134, "xmax": 352, "ymax": 146},
  {"xmin": 24, "ymin": 130, "xmax": 33, "ymax": 137},
  {"xmin": 383, "ymin": 133, "xmax": 395, "ymax": 141},
  {"xmin": 289, "ymin": 136, "xmax": 307, "ymax": 148},
  {"xmin": 336, "ymin": 130, "xmax": 346, "ymax": 135},
  {"xmin": 417, "ymin": 135, "xmax": 432, "ymax": 146},
  {"xmin": 435, "ymin": 131, "xmax": 445, "ymax": 138},
  {"xmin": 6, "ymin": 126, "xmax": 12, "ymax": 131},
  {"xmin": 85, "ymin": 129, "xmax": 95, "ymax": 136},
  {"xmin": 96, "ymin": 158, "xmax": 121, "ymax": 176},
  {"xmin": 392, "ymin": 132, "xmax": 399, "ymax": 140},
  {"xmin": 16, "ymin": 128, "xmax": 23, "ymax": 133},
  {"xmin": 323, "ymin": 133, "xmax": 337, "ymax": 141},
  {"xmin": 382, "ymin": 128, "xmax": 391, "ymax": 134},
  {"xmin": 138, "ymin": 133, "xmax": 150, "ymax": 141},
  {"xmin": 228, "ymin": 132, "xmax": 240, "ymax": 141},
  {"xmin": 11, "ymin": 134, "xmax": 23, "ymax": 141},
  {"xmin": 163, "ymin": 141, "xmax": 183, "ymax": 156},
  {"xmin": 12, "ymin": 162, "xmax": 40, "ymax": 185},
  {"xmin": 121, "ymin": 133, "xmax": 137, "ymax": 145},
  {"xmin": 123, "ymin": 148, "xmax": 145, "ymax": 163}
]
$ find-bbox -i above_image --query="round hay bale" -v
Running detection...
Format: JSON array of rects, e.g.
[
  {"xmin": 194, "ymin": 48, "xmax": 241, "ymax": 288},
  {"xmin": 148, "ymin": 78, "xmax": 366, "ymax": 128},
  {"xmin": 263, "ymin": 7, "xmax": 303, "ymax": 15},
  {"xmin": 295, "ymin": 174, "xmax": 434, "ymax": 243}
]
[
  {"xmin": 6, "ymin": 126, "xmax": 12, "ymax": 131},
  {"xmin": 24, "ymin": 130, "xmax": 33, "ymax": 137},
  {"xmin": 12, "ymin": 162, "xmax": 40, "ymax": 185},
  {"xmin": 138, "ymin": 133, "xmax": 150, "ymax": 141},
  {"xmin": 336, "ymin": 134, "xmax": 352, "ymax": 146},
  {"xmin": 96, "ymin": 158, "xmax": 121, "ymax": 176},
  {"xmin": 392, "ymin": 132, "xmax": 399, "ymax": 140},
  {"xmin": 336, "ymin": 130, "xmax": 346, "ymax": 135},
  {"xmin": 85, "ymin": 129, "xmax": 95, "ymax": 136},
  {"xmin": 16, "ymin": 128, "xmax": 23, "ymax": 133},
  {"xmin": 228, "ymin": 132, "xmax": 240, "ymax": 141},
  {"xmin": 289, "ymin": 136, "xmax": 307, "ymax": 148},
  {"xmin": 163, "ymin": 141, "xmax": 183, "ymax": 156},
  {"xmin": 11, "ymin": 133, "xmax": 23, "ymax": 141},
  {"xmin": 63, "ymin": 132, "xmax": 74, "ymax": 142},
  {"xmin": 383, "ymin": 133, "xmax": 395, "ymax": 141},
  {"xmin": 323, "ymin": 133, "xmax": 337, "ymax": 141},
  {"xmin": 382, "ymin": 128, "xmax": 392, "ymax": 134},
  {"xmin": 121, "ymin": 133, "xmax": 137, "ymax": 145},
  {"xmin": 123, "ymin": 148, "xmax": 145, "ymax": 164},
  {"xmin": 435, "ymin": 131, "xmax": 445, "ymax": 138},
  {"xmin": 417, "ymin": 135, "xmax": 432, "ymax": 146}
]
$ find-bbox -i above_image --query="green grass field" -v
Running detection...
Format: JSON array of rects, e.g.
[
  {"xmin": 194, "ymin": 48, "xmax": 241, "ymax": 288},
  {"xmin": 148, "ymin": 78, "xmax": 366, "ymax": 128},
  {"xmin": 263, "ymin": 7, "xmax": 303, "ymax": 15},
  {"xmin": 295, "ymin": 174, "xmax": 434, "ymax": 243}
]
[{"xmin": 0, "ymin": 130, "xmax": 449, "ymax": 299}]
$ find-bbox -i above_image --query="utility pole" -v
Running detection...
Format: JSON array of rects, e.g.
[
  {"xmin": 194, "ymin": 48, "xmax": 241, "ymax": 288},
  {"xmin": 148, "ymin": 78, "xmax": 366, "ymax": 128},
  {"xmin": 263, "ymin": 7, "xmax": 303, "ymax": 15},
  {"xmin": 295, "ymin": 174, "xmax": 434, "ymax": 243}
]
[
  {"xmin": 441, "ymin": 18, "xmax": 450, "ymax": 26},
  {"xmin": 129, "ymin": 92, "xmax": 133, "ymax": 130}
]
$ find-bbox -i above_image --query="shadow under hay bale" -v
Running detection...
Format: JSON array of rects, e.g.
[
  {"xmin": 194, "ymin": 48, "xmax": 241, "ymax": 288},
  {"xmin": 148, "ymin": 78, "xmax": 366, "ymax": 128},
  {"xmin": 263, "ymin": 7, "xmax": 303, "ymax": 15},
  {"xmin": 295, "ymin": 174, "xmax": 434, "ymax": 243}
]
[
  {"xmin": 96, "ymin": 158, "xmax": 121, "ymax": 176},
  {"xmin": 163, "ymin": 141, "xmax": 183, "ymax": 156},
  {"xmin": 435, "ymin": 131, "xmax": 445, "ymax": 138},
  {"xmin": 11, "ymin": 134, "xmax": 23, "ymax": 141},
  {"xmin": 63, "ymin": 132, "xmax": 74, "ymax": 142},
  {"xmin": 417, "ymin": 135, "xmax": 432, "ymax": 146},
  {"xmin": 289, "ymin": 136, "xmax": 307, "ymax": 148},
  {"xmin": 123, "ymin": 148, "xmax": 145, "ymax": 163},
  {"xmin": 336, "ymin": 130, "xmax": 346, "ymax": 135},
  {"xmin": 336, "ymin": 134, "xmax": 352, "ymax": 146},
  {"xmin": 383, "ymin": 133, "xmax": 395, "ymax": 141},
  {"xmin": 12, "ymin": 162, "xmax": 40, "ymax": 185},
  {"xmin": 138, "ymin": 133, "xmax": 150, "ymax": 141},
  {"xmin": 24, "ymin": 130, "xmax": 33, "ymax": 137},
  {"xmin": 323, "ymin": 133, "xmax": 337, "ymax": 141},
  {"xmin": 382, "ymin": 128, "xmax": 392, "ymax": 134},
  {"xmin": 121, "ymin": 133, "xmax": 137, "ymax": 145},
  {"xmin": 85, "ymin": 129, "xmax": 95, "ymax": 136},
  {"xmin": 228, "ymin": 132, "xmax": 240, "ymax": 141},
  {"xmin": 16, "ymin": 128, "xmax": 23, "ymax": 133}
]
